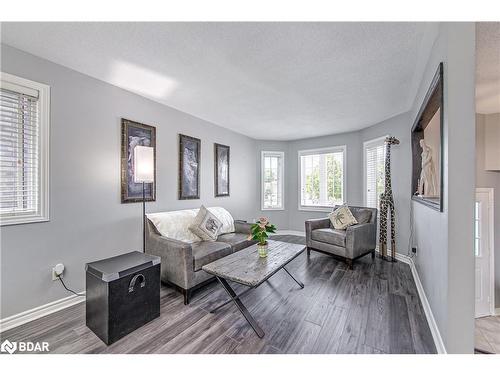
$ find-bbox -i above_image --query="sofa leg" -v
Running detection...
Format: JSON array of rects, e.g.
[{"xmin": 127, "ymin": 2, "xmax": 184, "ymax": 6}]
[
  {"xmin": 182, "ymin": 288, "xmax": 192, "ymax": 305},
  {"xmin": 346, "ymin": 259, "xmax": 353, "ymax": 270},
  {"xmin": 307, "ymin": 247, "xmax": 311, "ymax": 257},
  {"xmin": 371, "ymin": 250, "xmax": 376, "ymax": 259}
]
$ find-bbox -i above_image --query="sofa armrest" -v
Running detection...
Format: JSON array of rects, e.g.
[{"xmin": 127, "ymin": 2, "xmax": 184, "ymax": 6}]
[
  {"xmin": 234, "ymin": 220, "xmax": 254, "ymax": 235},
  {"xmin": 146, "ymin": 232, "xmax": 194, "ymax": 290},
  {"xmin": 345, "ymin": 223, "xmax": 377, "ymax": 259},
  {"xmin": 305, "ymin": 218, "xmax": 330, "ymax": 247}
]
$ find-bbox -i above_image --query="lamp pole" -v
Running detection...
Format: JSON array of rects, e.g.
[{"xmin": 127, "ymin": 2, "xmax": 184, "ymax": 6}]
[{"xmin": 142, "ymin": 181, "xmax": 146, "ymax": 253}]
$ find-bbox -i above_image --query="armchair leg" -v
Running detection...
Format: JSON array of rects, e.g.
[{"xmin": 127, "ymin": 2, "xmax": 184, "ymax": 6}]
[
  {"xmin": 346, "ymin": 259, "xmax": 353, "ymax": 270},
  {"xmin": 182, "ymin": 288, "xmax": 192, "ymax": 305},
  {"xmin": 371, "ymin": 250, "xmax": 376, "ymax": 259},
  {"xmin": 307, "ymin": 247, "xmax": 311, "ymax": 257}
]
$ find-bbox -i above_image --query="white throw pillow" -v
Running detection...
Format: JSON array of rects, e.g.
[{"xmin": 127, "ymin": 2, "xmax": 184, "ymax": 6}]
[
  {"xmin": 189, "ymin": 205, "xmax": 223, "ymax": 241},
  {"xmin": 207, "ymin": 207, "xmax": 235, "ymax": 235},
  {"xmin": 147, "ymin": 209, "xmax": 201, "ymax": 243},
  {"xmin": 329, "ymin": 205, "xmax": 358, "ymax": 230}
]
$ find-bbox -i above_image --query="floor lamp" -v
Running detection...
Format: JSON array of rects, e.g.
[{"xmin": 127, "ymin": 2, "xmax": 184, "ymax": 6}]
[{"xmin": 134, "ymin": 146, "xmax": 154, "ymax": 253}]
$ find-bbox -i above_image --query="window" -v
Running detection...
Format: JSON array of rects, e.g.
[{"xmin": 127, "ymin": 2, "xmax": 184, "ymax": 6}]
[
  {"xmin": 261, "ymin": 151, "xmax": 284, "ymax": 210},
  {"xmin": 299, "ymin": 146, "xmax": 345, "ymax": 210},
  {"xmin": 0, "ymin": 73, "xmax": 50, "ymax": 225},
  {"xmin": 364, "ymin": 136, "xmax": 386, "ymax": 210}
]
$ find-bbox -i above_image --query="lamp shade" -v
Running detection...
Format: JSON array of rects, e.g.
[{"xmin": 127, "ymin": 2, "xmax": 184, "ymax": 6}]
[{"xmin": 134, "ymin": 146, "xmax": 154, "ymax": 183}]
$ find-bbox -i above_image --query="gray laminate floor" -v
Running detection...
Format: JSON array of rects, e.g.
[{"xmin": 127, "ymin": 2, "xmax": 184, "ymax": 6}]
[
  {"xmin": 1, "ymin": 235, "xmax": 436, "ymax": 354},
  {"xmin": 475, "ymin": 315, "xmax": 500, "ymax": 354}
]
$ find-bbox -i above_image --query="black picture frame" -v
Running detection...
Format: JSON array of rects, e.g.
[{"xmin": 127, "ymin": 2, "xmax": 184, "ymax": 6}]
[
  {"xmin": 214, "ymin": 143, "xmax": 230, "ymax": 197},
  {"xmin": 179, "ymin": 134, "xmax": 201, "ymax": 200},
  {"xmin": 411, "ymin": 62, "xmax": 444, "ymax": 212},
  {"xmin": 121, "ymin": 118, "xmax": 156, "ymax": 203}
]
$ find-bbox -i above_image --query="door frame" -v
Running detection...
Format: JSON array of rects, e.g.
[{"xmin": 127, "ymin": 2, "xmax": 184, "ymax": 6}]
[{"xmin": 476, "ymin": 187, "xmax": 495, "ymax": 316}]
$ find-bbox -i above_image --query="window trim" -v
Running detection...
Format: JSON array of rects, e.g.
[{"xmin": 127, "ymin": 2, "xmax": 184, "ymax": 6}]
[
  {"xmin": 363, "ymin": 135, "xmax": 388, "ymax": 208},
  {"xmin": 261, "ymin": 151, "xmax": 285, "ymax": 211},
  {"xmin": 297, "ymin": 145, "xmax": 347, "ymax": 212},
  {"xmin": 0, "ymin": 72, "xmax": 50, "ymax": 226}
]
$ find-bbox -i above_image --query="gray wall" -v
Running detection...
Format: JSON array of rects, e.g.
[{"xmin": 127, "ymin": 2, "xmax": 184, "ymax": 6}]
[
  {"xmin": 255, "ymin": 111, "xmax": 414, "ymax": 260},
  {"xmin": 476, "ymin": 113, "xmax": 500, "ymax": 308},
  {"xmin": 0, "ymin": 45, "xmax": 259, "ymax": 318},
  {"xmin": 410, "ymin": 23, "xmax": 476, "ymax": 353}
]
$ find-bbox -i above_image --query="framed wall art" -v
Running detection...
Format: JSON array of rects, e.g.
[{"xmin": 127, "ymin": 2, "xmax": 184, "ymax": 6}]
[
  {"xmin": 121, "ymin": 118, "xmax": 156, "ymax": 203},
  {"xmin": 179, "ymin": 134, "xmax": 201, "ymax": 200},
  {"xmin": 214, "ymin": 143, "xmax": 230, "ymax": 197}
]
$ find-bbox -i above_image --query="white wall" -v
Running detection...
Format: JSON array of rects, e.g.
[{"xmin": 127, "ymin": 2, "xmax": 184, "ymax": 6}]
[
  {"xmin": 476, "ymin": 113, "xmax": 500, "ymax": 309},
  {"xmin": 0, "ymin": 45, "xmax": 260, "ymax": 318}
]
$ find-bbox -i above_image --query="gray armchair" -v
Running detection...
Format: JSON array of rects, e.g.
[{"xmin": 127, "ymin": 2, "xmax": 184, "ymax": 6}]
[{"xmin": 305, "ymin": 206, "xmax": 377, "ymax": 269}]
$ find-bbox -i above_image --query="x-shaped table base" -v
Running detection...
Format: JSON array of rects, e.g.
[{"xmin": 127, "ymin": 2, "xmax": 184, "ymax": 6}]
[{"xmin": 210, "ymin": 267, "xmax": 304, "ymax": 338}]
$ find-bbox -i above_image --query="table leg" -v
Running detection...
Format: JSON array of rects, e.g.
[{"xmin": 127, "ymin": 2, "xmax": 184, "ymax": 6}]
[
  {"xmin": 210, "ymin": 286, "xmax": 254, "ymax": 314},
  {"xmin": 215, "ymin": 277, "xmax": 265, "ymax": 338},
  {"xmin": 283, "ymin": 266, "xmax": 304, "ymax": 288}
]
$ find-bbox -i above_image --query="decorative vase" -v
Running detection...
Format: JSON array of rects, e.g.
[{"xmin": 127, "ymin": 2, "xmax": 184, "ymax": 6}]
[{"xmin": 258, "ymin": 242, "xmax": 268, "ymax": 258}]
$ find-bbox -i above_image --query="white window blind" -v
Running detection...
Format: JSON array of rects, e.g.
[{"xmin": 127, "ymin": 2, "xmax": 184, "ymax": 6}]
[
  {"xmin": 364, "ymin": 137, "xmax": 386, "ymax": 209},
  {"xmin": 0, "ymin": 73, "xmax": 49, "ymax": 225},
  {"xmin": 299, "ymin": 146, "xmax": 345, "ymax": 210},
  {"xmin": 261, "ymin": 151, "xmax": 284, "ymax": 210}
]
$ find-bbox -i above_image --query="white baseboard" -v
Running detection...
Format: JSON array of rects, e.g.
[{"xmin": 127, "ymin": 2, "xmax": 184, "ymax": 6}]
[
  {"xmin": 273, "ymin": 230, "xmax": 305, "ymax": 236},
  {"xmin": 0, "ymin": 292, "xmax": 85, "ymax": 333},
  {"xmin": 404, "ymin": 256, "xmax": 447, "ymax": 354}
]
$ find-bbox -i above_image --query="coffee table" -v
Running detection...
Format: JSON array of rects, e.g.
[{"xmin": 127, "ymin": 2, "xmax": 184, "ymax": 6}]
[{"xmin": 202, "ymin": 240, "xmax": 305, "ymax": 338}]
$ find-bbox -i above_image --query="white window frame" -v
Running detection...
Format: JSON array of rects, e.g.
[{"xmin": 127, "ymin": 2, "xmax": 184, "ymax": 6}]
[
  {"xmin": 0, "ymin": 72, "xmax": 50, "ymax": 226},
  {"xmin": 261, "ymin": 151, "xmax": 285, "ymax": 211},
  {"xmin": 363, "ymin": 135, "xmax": 388, "ymax": 208},
  {"xmin": 298, "ymin": 145, "xmax": 347, "ymax": 212}
]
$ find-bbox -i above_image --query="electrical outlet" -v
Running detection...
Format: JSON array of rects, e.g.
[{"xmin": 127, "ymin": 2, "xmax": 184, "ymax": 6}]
[
  {"xmin": 52, "ymin": 263, "xmax": 65, "ymax": 281},
  {"xmin": 412, "ymin": 247, "xmax": 417, "ymax": 254}
]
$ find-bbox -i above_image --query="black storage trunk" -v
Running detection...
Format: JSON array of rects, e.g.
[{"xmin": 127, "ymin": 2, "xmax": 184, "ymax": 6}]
[{"xmin": 85, "ymin": 251, "xmax": 161, "ymax": 345}]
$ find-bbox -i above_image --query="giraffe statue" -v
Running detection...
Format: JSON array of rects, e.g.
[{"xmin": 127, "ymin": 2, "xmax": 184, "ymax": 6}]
[{"xmin": 379, "ymin": 136, "xmax": 400, "ymax": 262}]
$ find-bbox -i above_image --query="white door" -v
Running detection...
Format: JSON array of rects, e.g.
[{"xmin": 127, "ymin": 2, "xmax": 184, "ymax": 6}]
[{"xmin": 475, "ymin": 189, "xmax": 493, "ymax": 318}]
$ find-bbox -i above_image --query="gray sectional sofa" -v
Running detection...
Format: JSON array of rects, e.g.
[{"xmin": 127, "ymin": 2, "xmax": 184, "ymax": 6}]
[
  {"xmin": 145, "ymin": 208, "xmax": 256, "ymax": 304},
  {"xmin": 305, "ymin": 205, "xmax": 378, "ymax": 269}
]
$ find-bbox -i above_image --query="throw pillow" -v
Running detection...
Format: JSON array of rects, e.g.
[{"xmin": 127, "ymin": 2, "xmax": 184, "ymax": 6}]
[
  {"xmin": 329, "ymin": 205, "xmax": 358, "ymax": 230},
  {"xmin": 189, "ymin": 205, "xmax": 223, "ymax": 241}
]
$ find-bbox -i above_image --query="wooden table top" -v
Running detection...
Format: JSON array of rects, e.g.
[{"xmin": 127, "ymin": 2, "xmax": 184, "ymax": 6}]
[{"xmin": 202, "ymin": 240, "xmax": 306, "ymax": 287}]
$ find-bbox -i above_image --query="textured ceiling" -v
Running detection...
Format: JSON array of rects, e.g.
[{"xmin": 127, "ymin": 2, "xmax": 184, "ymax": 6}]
[
  {"xmin": 1, "ymin": 22, "xmax": 439, "ymax": 140},
  {"xmin": 476, "ymin": 22, "xmax": 500, "ymax": 114}
]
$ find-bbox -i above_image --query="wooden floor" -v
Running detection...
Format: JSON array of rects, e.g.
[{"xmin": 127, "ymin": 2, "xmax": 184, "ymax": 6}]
[
  {"xmin": 1, "ymin": 235, "xmax": 436, "ymax": 354},
  {"xmin": 475, "ymin": 315, "xmax": 500, "ymax": 354}
]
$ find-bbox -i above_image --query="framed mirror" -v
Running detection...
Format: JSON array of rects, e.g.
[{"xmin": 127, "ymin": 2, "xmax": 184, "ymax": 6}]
[{"xmin": 411, "ymin": 62, "xmax": 444, "ymax": 212}]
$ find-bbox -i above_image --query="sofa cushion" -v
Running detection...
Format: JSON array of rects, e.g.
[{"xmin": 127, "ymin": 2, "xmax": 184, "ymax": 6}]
[
  {"xmin": 351, "ymin": 208, "xmax": 372, "ymax": 224},
  {"xmin": 217, "ymin": 232, "xmax": 255, "ymax": 252},
  {"xmin": 146, "ymin": 206, "xmax": 235, "ymax": 243},
  {"xmin": 189, "ymin": 205, "xmax": 223, "ymax": 241},
  {"xmin": 311, "ymin": 228, "xmax": 346, "ymax": 247},
  {"xmin": 192, "ymin": 241, "xmax": 232, "ymax": 271}
]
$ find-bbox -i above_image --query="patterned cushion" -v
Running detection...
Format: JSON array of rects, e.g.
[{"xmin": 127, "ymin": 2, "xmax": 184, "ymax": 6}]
[
  {"xmin": 329, "ymin": 205, "xmax": 358, "ymax": 230},
  {"xmin": 189, "ymin": 205, "xmax": 223, "ymax": 241}
]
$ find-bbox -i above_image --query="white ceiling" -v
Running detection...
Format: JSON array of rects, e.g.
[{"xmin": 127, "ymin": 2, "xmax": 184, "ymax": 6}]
[
  {"xmin": 476, "ymin": 22, "xmax": 500, "ymax": 114},
  {"xmin": 1, "ymin": 22, "xmax": 439, "ymax": 140}
]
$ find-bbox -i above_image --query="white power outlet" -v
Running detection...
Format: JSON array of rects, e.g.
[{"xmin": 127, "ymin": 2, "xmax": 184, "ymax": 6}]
[{"xmin": 52, "ymin": 263, "xmax": 65, "ymax": 281}]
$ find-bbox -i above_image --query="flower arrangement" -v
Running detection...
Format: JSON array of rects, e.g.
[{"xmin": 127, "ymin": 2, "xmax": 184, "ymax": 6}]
[
  {"xmin": 250, "ymin": 217, "xmax": 276, "ymax": 244},
  {"xmin": 249, "ymin": 217, "xmax": 276, "ymax": 257}
]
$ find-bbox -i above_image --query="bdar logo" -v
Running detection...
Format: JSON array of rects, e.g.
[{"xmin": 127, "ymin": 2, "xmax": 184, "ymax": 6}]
[{"xmin": 1, "ymin": 339, "xmax": 17, "ymax": 354}]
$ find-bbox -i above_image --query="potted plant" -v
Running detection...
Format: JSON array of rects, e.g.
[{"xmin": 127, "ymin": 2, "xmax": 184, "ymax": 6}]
[{"xmin": 249, "ymin": 217, "xmax": 276, "ymax": 258}]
